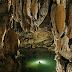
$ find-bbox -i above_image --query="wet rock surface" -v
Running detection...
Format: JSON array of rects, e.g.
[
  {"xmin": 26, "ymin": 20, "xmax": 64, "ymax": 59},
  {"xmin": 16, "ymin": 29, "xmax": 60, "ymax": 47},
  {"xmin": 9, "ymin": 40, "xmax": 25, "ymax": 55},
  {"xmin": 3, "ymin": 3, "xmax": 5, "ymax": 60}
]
[{"xmin": 17, "ymin": 30, "xmax": 54, "ymax": 50}]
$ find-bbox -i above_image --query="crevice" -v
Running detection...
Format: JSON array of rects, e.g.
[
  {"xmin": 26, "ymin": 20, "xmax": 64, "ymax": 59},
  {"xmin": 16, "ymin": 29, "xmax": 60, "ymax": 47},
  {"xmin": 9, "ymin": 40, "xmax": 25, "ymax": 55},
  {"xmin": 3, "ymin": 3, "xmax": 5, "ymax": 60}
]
[
  {"xmin": 61, "ymin": 56, "xmax": 69, "ymax": 72},
  {"xmin": 68, "ymin": 38, "xmax": 72, "ymax": 48},
  {"xmin": 60, "ymin": 33, "xmax": 65, "ymax": 38}
]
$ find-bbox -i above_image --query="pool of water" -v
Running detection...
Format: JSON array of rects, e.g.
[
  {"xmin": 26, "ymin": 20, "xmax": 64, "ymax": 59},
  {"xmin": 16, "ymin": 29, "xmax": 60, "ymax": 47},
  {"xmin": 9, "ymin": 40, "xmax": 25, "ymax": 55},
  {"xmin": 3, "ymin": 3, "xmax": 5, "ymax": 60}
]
[
  {"xmin": 26, "ymin": 59, "xmax": 56, "ymax": 72},
  {"xmin": 19, "ymin": 48, "xmax": 56, "ymax": 72}
]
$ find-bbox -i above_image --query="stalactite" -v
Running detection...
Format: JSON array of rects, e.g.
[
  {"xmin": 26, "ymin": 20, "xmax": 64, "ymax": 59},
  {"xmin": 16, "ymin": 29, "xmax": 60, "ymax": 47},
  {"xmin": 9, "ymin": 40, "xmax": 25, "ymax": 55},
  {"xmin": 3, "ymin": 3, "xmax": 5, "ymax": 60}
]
[
  {"xmin": 12, "ymin": 0, "xmax": 16, "ymax": 20},
  {"xmin": 31, "ymin": 0, "xmax": 38, "ymax": 20},
  {"xmin": 16, "ymin": 0, "xmax": 20, "ymax": 22},
  {"xmin": 33, "ymin": 0, "xmax": 49, "ymax": 27}
]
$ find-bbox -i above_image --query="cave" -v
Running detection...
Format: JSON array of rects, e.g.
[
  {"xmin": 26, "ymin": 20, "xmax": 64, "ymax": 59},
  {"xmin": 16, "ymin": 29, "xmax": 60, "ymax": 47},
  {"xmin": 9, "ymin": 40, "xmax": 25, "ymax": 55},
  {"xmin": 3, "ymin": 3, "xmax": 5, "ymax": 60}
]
[{"xmin": 0, "ymin": 0, "xmax": 72, "ymax": 72}]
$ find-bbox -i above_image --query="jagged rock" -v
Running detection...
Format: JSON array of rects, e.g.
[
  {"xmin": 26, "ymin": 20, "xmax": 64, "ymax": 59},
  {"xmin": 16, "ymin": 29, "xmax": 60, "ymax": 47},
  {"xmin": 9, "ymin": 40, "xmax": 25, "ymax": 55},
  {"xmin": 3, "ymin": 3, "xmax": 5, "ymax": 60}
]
[
  {"xmin": 56, "ymin": 59, "xmax": 65, "ymax": 72},
  {"xmin": 58, "ymin": 35, "xmax": 72, "ymax": 62},
  {"xmin": 66, "ymin": 63, "xmax": 72, "ymax": 72},
  {"xmin": 55, "ymin": 54, "xmax": 65, "ymax": 72}
]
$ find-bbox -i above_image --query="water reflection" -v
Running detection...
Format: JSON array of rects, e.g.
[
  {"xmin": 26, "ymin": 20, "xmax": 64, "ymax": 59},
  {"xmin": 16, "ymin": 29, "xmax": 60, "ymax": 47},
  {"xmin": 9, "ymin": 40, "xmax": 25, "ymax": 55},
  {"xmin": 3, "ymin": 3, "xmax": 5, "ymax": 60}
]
[{"xmin": 19, "ymin": 48, "xmax": 56, "ymax": 72}]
